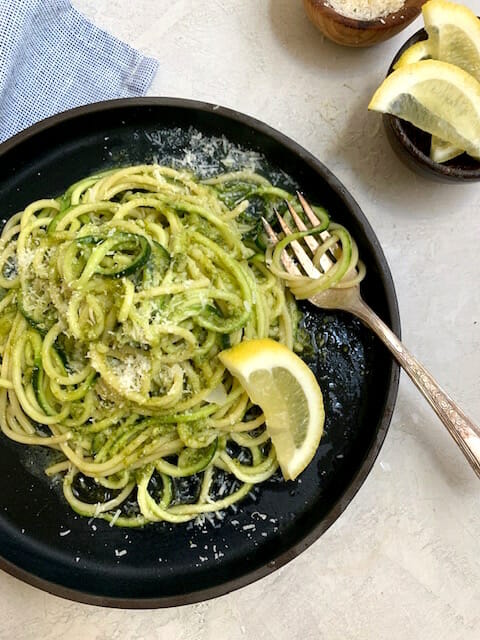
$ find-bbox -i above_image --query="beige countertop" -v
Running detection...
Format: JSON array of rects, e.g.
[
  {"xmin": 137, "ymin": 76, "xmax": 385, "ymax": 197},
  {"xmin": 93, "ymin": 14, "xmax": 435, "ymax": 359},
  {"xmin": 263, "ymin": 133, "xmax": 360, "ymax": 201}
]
[{"xmin": 1, "ymin": 1, "xmax": 479, "ymax": 638}]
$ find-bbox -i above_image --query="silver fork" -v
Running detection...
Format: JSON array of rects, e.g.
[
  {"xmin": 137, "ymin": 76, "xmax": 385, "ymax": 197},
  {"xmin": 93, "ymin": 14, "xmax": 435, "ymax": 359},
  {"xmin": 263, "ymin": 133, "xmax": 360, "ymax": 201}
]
[{"xmin": 263, "ymin": 194, "xmax": 480, "ymax": 479}]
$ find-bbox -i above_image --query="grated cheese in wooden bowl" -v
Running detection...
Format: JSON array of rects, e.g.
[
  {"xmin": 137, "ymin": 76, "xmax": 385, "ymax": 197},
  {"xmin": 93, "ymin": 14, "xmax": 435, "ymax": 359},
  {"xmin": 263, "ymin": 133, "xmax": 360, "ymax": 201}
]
[{"xmin": 325, "ymin": 0, "xmax": 405, "ymax": 20}]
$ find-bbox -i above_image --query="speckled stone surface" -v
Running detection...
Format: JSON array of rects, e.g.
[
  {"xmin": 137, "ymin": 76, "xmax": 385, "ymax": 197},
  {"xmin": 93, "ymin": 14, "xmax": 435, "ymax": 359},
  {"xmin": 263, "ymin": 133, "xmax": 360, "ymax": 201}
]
[{"xmin": 1, "ymin": 1, "xmax": 479, "ymax": 638}]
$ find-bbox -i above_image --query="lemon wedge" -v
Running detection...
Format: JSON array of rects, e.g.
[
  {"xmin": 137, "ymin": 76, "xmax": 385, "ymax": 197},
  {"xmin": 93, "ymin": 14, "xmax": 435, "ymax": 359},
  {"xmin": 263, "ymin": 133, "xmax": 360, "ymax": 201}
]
[
  {"xmin": 379, "ymin": 2, "xmax": 480, "ymax": 163},
  {"xmin": 393, "ymin": 41, "xmax": 462, "ymax": 161},
  {"xmin": 219, "ymin": 338, "xmax": 324, "ymax": 481},
  {"xmin": 430, "ymin": 135, "xmax": 464, "ymax": 162},
  {"xmin": 421, "ymin": 0, "xmax": 480, "ymax": 161},
  {"xmin": 369, "ymin": 59, "xmax": 480, "ymax": 159},
  {"xmin": 394, "ymin": 40, "xmax": 431, "ymax": 69},
  {"xmin": 423, "ymin": 0, "xmax": 480, "ymax": 81}
]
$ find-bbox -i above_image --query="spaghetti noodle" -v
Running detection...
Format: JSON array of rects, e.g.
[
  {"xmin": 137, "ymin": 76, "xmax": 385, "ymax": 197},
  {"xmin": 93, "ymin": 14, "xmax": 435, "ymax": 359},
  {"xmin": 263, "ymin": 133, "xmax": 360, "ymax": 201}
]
[{"xmin": 0, "ymin": 165, "xmax": 362, "ymax": 526}]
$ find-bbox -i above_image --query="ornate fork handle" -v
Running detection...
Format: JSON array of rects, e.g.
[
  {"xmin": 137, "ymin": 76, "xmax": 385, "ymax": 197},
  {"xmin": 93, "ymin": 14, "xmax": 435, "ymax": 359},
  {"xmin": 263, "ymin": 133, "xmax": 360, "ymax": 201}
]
[{"xmin": 350, "ymin": 298, "xmax": 480, "ymax": 478}]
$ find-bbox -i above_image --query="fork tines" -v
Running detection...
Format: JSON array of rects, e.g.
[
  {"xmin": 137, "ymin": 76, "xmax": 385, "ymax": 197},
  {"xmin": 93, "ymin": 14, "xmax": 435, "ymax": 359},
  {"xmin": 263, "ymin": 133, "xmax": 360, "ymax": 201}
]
[{"xmin": 261, "ymin": 193, "xmax": 335, "ymax": 277}]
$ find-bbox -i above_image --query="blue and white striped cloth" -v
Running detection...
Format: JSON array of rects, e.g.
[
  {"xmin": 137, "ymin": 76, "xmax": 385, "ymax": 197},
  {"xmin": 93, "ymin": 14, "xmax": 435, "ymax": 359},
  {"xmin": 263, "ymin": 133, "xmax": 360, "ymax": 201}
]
[{"xmin": 0, "ymin": 0, "xmax": 158, "ymax": 142}]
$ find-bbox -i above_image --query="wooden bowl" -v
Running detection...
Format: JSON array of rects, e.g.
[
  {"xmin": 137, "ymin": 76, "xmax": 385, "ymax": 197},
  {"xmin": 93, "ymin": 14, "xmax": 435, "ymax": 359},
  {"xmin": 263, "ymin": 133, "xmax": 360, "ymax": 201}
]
[
  {"xmin": 303, "ymin": 0, "xmax": 426, "ymax": 47},
  {"xmin": 383, "ymin": 28, "xmax": 480, "ymax": 182}
]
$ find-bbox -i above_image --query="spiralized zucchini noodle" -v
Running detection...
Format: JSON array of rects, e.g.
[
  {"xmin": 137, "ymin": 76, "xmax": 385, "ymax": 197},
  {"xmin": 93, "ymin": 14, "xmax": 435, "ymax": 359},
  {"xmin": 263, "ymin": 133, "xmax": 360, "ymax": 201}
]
[
  {"xmin": 267, "ymin": 218, "xmax": 366, "ymax": 300},
  {"xmin": 0, "ymin": 165, "xmax": 363, "ymax": 527}
]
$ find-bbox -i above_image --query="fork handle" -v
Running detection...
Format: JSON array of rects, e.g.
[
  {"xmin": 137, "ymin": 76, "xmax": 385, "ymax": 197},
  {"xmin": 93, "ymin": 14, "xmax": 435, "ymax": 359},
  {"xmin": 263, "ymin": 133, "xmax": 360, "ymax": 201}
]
[{"xmin": 352, "ymin": 298, "xmax": 480, "ymax": 479}]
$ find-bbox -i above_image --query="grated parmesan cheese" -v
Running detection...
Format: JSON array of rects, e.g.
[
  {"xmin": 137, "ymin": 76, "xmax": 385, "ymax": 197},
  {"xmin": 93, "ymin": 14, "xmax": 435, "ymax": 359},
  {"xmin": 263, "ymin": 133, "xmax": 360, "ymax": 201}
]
[
  {"xmin": 97, "ymin": 353, "xmax": 151, "ymax": 396},
  {"xmin": 325, "ymin": 0, "xmax": 405, "ymax": 20},
  {"xmin": 16, "ymin": 248, "xmax": 35, "ymax": 271},
  {"xmin": 145, "ymin": 128, "xmax": 264, "ymax": 178},
  {"xmin": 109, "ymin": 509, "xmax": 121, "ymax": 527},
  {"xmin": 88, "ymin": 502, "xmax": 102, "ymax": 525},
  {"xmin": 118, "ymin": 356, "xmax": 148, "ymax": 394}
]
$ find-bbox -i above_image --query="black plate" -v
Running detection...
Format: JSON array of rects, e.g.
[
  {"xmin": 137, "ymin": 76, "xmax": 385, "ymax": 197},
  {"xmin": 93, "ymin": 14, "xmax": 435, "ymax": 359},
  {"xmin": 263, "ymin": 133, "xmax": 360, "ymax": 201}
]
[{"xmin": 0, "ymin": 98, "xmax": 400, "ymax": 608}]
